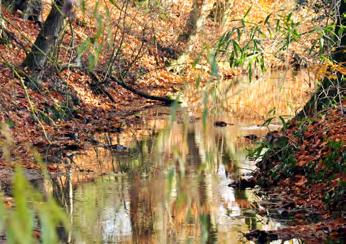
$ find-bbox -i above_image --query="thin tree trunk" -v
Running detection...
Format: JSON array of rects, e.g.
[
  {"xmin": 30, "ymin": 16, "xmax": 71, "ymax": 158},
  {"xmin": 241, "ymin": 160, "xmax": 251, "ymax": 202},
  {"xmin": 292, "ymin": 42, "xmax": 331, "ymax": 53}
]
[
  {"xmin": 333, "ymin": 0, "xmax": 346, "ymax": 62},
  {"xmin": 178, "ymin": 0, "xmax": 204, "ymax": 43},
  {"xmin": 22, "ymin": 0, "xmax": 65, "ymax": 70},
  {"xmin": 296, "ymin": 0, "xmax": 345, "ymax": 119},
  {"xmin": 170, "ymin": 0, "xmax": 214, "ymax": 72},
  {"xmin": 0, "ymin": 0, "xmax": 3, "ymax": 37}
]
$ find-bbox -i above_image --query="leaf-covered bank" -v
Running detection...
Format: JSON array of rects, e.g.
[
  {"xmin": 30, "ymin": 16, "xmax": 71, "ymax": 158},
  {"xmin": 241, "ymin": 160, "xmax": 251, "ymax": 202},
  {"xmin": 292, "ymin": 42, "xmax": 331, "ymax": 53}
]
[{"xmin": 246, "ymin": 104, "xmax": 345, "ymax": 242}]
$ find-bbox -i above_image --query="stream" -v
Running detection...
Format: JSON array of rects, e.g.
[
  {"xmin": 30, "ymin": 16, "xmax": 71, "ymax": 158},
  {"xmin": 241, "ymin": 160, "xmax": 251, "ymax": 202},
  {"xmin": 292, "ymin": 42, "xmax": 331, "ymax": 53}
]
[
  {"xmin": 53, "ymin": 111, "xmax": 287, "ymax": 243},
  {"xmin": 46, "ymin": 69, "xmax": 315, "ymax": 243}
]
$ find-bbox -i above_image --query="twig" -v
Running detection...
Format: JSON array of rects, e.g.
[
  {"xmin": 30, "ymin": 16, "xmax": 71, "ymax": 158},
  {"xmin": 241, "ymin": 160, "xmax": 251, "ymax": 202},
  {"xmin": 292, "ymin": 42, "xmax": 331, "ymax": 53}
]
[{"xmin": 6, "ymin": 63, "xmax": 51, "ymax": 143}]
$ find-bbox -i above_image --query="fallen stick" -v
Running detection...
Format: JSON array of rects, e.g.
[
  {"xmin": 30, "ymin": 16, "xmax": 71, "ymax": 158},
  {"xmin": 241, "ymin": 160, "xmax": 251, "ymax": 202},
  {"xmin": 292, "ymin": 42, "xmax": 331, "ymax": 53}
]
[{"xmin": 106, "ymin": 74, "xmax": 178, "ymax": 106}]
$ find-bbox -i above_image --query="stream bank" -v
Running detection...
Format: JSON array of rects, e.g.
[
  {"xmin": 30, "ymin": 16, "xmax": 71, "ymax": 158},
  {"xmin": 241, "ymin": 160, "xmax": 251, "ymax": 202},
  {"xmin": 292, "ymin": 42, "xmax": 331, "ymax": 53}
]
[{"xmin": 245, "ymin": 104, "xmax": 345, "ymax": 243}]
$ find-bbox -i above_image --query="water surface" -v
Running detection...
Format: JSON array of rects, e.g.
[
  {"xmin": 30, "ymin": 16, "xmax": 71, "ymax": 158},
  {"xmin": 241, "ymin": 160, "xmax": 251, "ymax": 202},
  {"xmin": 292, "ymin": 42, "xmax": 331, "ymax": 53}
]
[
  {"xmin": 52, "ymin": 112, "xmax": 290, "ymax": 243},
  {"xmin": 50, "ymin": 69, "xmax": 316, "ymax": 243}
]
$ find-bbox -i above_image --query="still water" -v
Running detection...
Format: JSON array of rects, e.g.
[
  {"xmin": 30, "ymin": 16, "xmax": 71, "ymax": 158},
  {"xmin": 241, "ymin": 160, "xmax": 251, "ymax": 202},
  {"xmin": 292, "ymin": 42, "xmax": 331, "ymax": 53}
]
[
  {"xmin": 51, "ymin": 112, "xmax": 295, "ymax": 243},
  {"xmin": 50, "ymin": 69, "xmax": 316, "ymax": 243}
]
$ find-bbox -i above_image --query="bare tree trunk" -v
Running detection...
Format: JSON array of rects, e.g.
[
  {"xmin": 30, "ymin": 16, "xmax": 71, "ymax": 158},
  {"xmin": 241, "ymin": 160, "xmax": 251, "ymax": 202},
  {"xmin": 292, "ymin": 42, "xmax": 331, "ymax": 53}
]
[
  {"xmin": 178, "ymin": 0, "xmax": 204, "ymax": 43},
  {"xmin": 170, "ymin": 0, "xmax": 215, "ymax": 72},
  {"xmin": 333, "ymin": 0, "xmax": 346, "ymax": 62},
  {"xmin": 296, "ymin": 0, "xmax": 345, "ymax": 119},
  {"xmin": 22, "ymin": 0, "xmax": 65, "ymax": 70},
  {"xmin": 339, "ymin": 0, "xmax": 346, "ymax": 47},
  {"xmin": 0, "ymin": 0, "xmax": 3, "ymax": 36}
]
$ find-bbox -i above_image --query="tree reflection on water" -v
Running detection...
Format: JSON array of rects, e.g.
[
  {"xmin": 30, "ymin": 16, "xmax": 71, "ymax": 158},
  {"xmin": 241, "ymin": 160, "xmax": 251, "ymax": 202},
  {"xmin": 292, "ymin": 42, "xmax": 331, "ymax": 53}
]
[{"xmin": 50, "ymin": 113, "xmax": 284, "ymax": 243}]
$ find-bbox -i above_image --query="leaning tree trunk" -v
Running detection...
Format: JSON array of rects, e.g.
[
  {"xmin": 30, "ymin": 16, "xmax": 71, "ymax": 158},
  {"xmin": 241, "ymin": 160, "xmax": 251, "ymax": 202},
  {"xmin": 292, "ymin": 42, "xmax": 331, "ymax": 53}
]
[
  {"xmin": 296, "ymin": 0, "xmax": 345, "ymax": 119},
  {"xmin": 22, "ymin": 0, "xmax": 66, "ymax": 70}
]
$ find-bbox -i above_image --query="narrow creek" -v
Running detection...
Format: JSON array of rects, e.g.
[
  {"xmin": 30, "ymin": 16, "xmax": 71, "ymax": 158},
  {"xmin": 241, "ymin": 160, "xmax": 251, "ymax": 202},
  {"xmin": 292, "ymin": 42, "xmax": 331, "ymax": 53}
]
[
  {"xmin": 53, "ymin": 112, "xmax": 283, "ymax": 243},
  {"xmin": 45, "ymin": 69, "xmax": 315, "ymax": 243}
]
